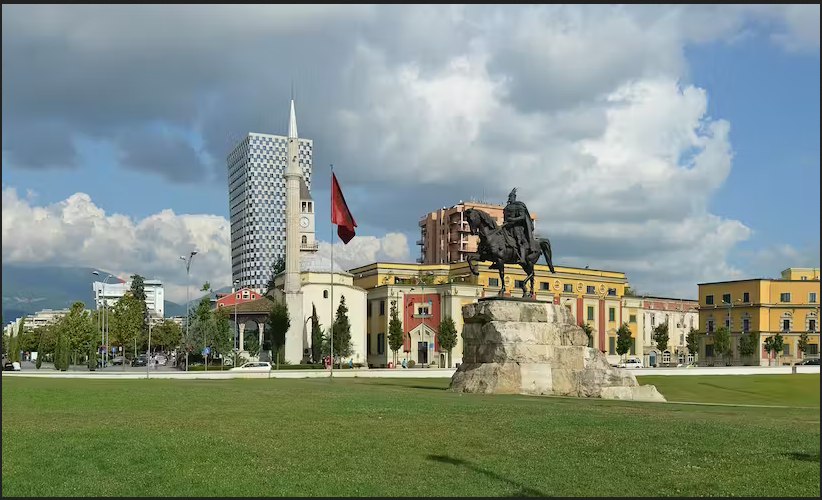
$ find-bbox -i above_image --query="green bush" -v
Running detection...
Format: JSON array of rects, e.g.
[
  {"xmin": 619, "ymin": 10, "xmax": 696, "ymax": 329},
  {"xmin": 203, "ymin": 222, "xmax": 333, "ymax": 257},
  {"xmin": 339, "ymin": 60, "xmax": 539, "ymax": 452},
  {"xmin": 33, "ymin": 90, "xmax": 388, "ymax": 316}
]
[
  {"xmin": 87, "ymin": 345, "xmax": 97, "ymax": 371},
  {"xmin": 407, "ymin": 360, "xmax": 416, "ymax": 368}
]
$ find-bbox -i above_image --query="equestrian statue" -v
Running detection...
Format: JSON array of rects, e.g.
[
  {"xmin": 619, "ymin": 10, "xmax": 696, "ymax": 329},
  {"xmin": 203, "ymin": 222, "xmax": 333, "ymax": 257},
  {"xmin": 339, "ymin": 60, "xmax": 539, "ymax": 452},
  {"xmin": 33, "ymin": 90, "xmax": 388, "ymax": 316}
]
[{"xmin": 464, "ymin": 188, "xmax": 555, "ymax": 298}]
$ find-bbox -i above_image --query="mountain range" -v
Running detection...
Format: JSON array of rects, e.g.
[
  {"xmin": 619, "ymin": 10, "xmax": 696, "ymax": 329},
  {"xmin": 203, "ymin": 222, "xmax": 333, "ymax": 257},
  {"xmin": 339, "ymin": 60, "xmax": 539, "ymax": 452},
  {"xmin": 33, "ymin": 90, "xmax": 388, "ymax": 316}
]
[{"xmin": 1, "ymin": 264, "xmax": 230, "ymax": 324}]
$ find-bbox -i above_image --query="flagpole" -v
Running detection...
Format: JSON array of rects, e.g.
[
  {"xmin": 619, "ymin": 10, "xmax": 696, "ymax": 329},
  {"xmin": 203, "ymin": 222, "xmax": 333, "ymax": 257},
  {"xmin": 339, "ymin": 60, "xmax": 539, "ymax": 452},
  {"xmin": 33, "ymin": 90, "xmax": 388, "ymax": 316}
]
[{"xmin": 330, "ymin": 164, "xmax": 334, "ymax": 380}]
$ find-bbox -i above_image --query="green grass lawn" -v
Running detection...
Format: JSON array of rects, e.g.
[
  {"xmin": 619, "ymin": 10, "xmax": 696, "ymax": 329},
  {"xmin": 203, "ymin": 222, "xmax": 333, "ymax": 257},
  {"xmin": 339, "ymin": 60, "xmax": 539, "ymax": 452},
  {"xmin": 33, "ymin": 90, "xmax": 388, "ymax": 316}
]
[{"xmin": 2, "ymin": 375, "xmax": 819, "ymax": 497}]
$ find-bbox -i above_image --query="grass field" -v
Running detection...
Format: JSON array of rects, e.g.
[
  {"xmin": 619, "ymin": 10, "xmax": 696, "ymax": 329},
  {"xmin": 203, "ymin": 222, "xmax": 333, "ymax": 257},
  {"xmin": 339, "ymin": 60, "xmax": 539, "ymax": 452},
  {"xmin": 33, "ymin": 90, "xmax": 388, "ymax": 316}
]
[{"xmin": 2, "ymin": 374, "xmax": 819, "ymax": 497}]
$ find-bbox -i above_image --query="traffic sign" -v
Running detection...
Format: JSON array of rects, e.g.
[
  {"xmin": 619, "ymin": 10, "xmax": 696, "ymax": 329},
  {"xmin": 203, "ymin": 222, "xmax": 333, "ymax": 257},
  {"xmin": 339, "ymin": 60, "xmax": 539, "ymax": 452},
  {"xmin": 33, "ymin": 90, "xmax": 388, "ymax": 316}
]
[
  {"xmin": 202, "ymin": 346, "xmax": 211, "ymax": 356},
  {"xmin": 428, "ymin": 342, "xmax": 434, "ymax": 349}
]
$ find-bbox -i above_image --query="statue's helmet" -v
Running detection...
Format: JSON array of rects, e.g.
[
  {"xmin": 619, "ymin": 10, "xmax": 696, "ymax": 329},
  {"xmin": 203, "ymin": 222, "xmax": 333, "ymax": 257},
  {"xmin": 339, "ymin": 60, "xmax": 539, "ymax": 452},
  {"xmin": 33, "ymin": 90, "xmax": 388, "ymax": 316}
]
[{"xmin": 508, "ymin": 188, "xmax": 517, "ymax": 202}]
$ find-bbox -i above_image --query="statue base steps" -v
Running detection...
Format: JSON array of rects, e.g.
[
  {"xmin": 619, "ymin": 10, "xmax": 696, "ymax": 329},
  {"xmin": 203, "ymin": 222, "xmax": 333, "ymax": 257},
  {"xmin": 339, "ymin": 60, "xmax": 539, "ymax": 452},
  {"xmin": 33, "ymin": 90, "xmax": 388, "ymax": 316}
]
[{"xmin": 448, "ymin": 300, "xmax": 666, "ymax": 402}]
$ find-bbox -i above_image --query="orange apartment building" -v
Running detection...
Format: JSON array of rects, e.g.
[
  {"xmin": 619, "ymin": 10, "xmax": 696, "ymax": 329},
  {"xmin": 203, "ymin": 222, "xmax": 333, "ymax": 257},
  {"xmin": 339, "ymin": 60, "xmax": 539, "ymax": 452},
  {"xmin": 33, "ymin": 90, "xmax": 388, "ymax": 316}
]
[{"xmin": 417, "ymin": 201, "xmax": 538, "ymax": 264}]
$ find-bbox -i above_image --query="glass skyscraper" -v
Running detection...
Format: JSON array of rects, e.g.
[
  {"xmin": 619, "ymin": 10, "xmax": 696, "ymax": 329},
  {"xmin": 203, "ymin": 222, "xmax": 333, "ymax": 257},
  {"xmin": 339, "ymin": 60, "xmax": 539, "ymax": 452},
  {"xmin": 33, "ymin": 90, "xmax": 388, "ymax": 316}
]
[{"xmin": 227, "ymin": 132, "xmax": 313, "ymax": 291}]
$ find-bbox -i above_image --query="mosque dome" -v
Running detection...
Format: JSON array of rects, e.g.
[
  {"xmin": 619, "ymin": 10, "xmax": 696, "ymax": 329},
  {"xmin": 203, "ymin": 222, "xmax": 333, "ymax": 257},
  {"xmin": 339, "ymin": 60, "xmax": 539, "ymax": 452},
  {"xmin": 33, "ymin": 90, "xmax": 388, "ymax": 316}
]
[{"xmin": 299, "ymin": 253, "xmax": 349, "ymax": 274}]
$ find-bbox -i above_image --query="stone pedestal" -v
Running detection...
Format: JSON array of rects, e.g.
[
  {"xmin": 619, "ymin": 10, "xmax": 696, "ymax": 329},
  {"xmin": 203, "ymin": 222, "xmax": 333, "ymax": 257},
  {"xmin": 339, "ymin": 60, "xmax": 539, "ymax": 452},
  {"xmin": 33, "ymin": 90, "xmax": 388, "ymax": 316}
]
[{"xmin": 449, "ymin": 299, "xmax": 666, "ymax": 402}]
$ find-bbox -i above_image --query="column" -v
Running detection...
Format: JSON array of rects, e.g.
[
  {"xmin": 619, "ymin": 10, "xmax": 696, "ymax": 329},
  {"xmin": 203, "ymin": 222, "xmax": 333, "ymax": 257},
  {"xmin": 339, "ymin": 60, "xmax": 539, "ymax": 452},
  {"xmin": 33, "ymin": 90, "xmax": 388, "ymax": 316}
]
[{"xmin": 238, "ymin": 324, "xmax": 245, "ymax": 354}]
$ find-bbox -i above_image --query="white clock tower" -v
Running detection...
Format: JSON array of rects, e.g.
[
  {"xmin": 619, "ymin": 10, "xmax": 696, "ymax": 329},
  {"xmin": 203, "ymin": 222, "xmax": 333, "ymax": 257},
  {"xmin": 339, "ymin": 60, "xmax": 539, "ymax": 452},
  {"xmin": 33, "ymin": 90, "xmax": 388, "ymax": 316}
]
[{"xmin": 283, "ymin": 99, "xmax": 306, "ymax": 364}]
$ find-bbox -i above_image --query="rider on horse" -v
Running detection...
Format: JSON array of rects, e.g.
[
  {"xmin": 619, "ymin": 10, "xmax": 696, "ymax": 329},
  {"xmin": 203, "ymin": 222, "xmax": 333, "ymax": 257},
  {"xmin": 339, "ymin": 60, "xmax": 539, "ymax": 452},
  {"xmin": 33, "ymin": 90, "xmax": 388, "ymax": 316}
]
[{"xmin": 502, "ymin": 188, "xmax": 536, "ymax": 264}]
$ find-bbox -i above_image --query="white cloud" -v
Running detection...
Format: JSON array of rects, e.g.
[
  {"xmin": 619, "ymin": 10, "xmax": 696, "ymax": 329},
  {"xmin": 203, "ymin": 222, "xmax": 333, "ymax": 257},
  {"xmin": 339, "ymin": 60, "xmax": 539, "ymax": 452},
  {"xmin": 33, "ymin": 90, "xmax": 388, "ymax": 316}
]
[{"xmin": 1, "ymin": 186, "xmax": 414, "ymax": 302}]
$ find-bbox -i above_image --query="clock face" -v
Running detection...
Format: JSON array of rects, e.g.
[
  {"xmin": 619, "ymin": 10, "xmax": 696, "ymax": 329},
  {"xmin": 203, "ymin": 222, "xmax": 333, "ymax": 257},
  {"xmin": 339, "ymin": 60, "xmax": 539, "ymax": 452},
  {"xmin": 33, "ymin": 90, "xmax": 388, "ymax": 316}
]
[{"xmin": 300, "ymin": 216, "xmax": 309, "ymax": 229}]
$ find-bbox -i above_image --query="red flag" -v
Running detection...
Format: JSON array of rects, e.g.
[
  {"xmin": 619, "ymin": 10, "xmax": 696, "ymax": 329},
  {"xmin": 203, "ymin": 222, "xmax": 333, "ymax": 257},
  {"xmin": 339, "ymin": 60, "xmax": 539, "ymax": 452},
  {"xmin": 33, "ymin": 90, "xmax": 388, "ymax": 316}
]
[{"xmin": 331, "ymin": 172, "xmax": 357, "ymax": 244}]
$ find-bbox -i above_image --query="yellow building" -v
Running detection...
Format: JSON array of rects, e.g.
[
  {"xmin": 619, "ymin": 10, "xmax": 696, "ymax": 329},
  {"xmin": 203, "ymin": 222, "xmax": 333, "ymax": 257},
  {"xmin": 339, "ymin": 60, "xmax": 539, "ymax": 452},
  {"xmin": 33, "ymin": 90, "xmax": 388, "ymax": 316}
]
[
  {"xmin": 349, "ymin": 261, "xmax": 629, "ymax": 367},
  {"xmin": 697, "ymin": 268, "xmax": 821, "ymax": 365}
]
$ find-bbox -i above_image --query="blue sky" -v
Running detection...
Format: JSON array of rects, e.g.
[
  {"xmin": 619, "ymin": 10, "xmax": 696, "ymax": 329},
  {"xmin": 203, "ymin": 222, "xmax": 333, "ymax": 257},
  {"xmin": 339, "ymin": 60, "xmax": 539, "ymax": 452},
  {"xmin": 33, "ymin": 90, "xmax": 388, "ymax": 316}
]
[{"xmin": 2, "ymin": 5, "xmax": 819, "ymax": 301}]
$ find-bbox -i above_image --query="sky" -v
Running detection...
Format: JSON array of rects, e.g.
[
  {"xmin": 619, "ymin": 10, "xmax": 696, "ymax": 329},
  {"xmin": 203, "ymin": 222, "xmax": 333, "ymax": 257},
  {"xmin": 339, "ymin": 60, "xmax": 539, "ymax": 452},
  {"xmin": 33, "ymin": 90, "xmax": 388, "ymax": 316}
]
[{"xmin": 2, "ymin": 4, "xmax": 820, "ymax": 303}]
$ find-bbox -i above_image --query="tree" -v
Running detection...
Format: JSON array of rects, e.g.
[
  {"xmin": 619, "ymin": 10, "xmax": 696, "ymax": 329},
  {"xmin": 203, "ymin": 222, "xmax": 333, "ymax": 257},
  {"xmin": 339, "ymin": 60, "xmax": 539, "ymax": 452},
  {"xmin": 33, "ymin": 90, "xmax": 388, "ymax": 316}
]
[
  {"xmin": 713, "ymin": 326, "xmax": 731, "ymax": 365},
  {"xmin": 54, "ymin": 323, "xmax": 69, "ymax": 371},
  {"xmin": 153, "ymin": 319, "xmax": 182, "ymax": 352},
  {"xmin": 616, "ymin": 323, "xmax": 633, "ymax": 358},
  {"xmin": 212, "ymin": 307, "xmax": 234, "ymax": 366},
  {"xmin": 87, "ymin": 342, "xmax": 97, "ymax": 371},
  {"xmin": 267, "ymin": 300, "xmax": 290, "ymax": 366},
  {"xmin": 797, "ymin": 331, "xmax": 810, "ymax": 359},
  {"xmin": 437, "ymin": 316, "xmax": 458, "ymax": 368},
  {"xmin": 310, "ymin": 304, "xmax": 323, "ymax": 364},
  {"xmin": 244, "ymin": 332, "xmax": 260, "ymax": 358},
  {"xmin": 63, "ymin": 302, "xmax": 94, "ymax": 365},
  {"xmin": 580, "ymin": 322, "xmax": 594, "ymax": 348},
  {"xmin": 738, "ymin": 330, "xmax": 758, "ymax": 364},
  {"xmin": 35, "ymin": 329, "xmax": 44, "ymax": 369},
  {"xmin": 331, "ymin": 295, "xmax": 353, "ymax": 366},
  {"xmin": 764, "ymin": 333, "xmax": 784, "ymax": 366},
  {"xmin": 623, "ymin": 285, "xmax": 638, "ymax": 297},
  {"xmin": 686, "ymin": 328, "xmax": 700, "ymax": 359},
  {"xmin": 652, "ymin": 322, "xmax": 669, "ymax": 354},
  {"xmin": 130, "ymin": 274, "xmax": 149, "ymax": 338},
  {"xmin": 265, "ymin": 256, "xmax": 286, "ymax": 297},
  {"xmin": 110, "ymin": 294, "xmax": 143, "ymax": 362},
  {"xmin": 387, "ymin": 300, "xmax": 405, "ymax": 365}
]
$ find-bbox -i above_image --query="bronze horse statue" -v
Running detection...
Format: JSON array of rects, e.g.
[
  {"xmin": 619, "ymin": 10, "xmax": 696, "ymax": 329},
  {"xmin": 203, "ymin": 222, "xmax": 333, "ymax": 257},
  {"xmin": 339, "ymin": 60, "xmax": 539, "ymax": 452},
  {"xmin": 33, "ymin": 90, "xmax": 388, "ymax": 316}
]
[{"xmin": 464, "ymin": 207, "xmax": 555, "ymax": 298}]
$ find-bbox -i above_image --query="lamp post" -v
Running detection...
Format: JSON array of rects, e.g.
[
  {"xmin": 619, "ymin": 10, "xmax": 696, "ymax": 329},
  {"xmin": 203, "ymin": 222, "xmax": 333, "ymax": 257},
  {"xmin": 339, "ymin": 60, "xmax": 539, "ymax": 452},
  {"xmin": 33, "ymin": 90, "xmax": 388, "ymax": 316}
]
[
  {"xmin": 180, "ymin": 251, "xmax": 198, "ymax": 372},
  {"xmin": 233, "ymin": 279, "xmax": 240, "ymax": 351},
  {"xmin": 146, "ymin": 318, "xmax": 152, "ymax": 379},
  {"xmin": 93, "ymin": 272, "xmax": 115, "ymax": 368}
]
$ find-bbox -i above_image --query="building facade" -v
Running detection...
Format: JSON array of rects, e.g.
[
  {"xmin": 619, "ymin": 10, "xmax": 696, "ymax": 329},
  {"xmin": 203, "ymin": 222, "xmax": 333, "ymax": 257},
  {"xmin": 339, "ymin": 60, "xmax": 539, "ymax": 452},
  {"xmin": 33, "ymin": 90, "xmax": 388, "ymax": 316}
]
[
  {"xmin": 417, "ymin": 201, "xmax": 538, "ymax": 264},
  {"xmin": 697, "ymin": 268, "xmax": 821, "ymax": 365},
  {"xmin": 350, "ymin": 261, "xmax": 629, "ymax": 367},
  {"xmin": 92, "ymin": 279, "xmax": 164, "ymax": 317},
  {"xmin": 621, "ymin": 296, "xmax": 699, "ymax": 367},
  {"xmin": 227, "ymin": 127, "xmax": 315, "ymax": 292}
]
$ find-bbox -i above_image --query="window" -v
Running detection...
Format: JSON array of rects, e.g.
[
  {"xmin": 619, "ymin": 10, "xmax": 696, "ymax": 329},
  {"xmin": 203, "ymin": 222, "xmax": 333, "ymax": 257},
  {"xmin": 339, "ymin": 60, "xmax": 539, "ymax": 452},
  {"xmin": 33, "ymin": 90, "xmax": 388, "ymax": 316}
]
[
  {"xmin": 380, "ymin": 300, "xmax": 385, "ymax": 316},
  {"xmin": 743, "ymin": 292, "xmax": 749, "ymax": 302},
  {"xmin": 243, "ymin": 291, "xmax": 249, "ymax": 299},
  {"xmin": 706, "ymin": 295, "xmax": 714, "ymax": 305},
  {"xmin": 540, "ymin": 282, "xmax": 550, "ymax": 291},
  {"xmin": 417, "ymin": 306, "xmax": 430, "ymax": 316},
  {"xmin": 218, "ymin": 303, "xmax": 223, "ymax": 307},
  {"xmin": 809, "ymin": 319, "xmax": 816, "ymax": 332},
  {"xmin": 514, "ymin": 280, "xmax": 524, "ymax": 288},
  {"xmin": 782, "ymin": 319, "xmax": 790, "ymax": 332},
  {"xmin": 323, "ymin": 290, "xmax": 328, "ymax": 299},
  {"xmin": 609, "ymin": 337, "xmax": 615, "ymax": 355},
  {"xmin": 301, "ymin": 235, "xmax": 307, "ymax": 244},
  {"xmin": 809, "ymin": 344, "xmax": 819, "ymax": 356},
  {"xmin": 630, "ymin": 339, "xmax": 636, "ymax": 355},
  {"xmin": 607, "ymin": 288, "xmax": 617, "ymax": 296},
  {"xmin": 236, "ymin": 294, "xmax": 240, "ymax": 299},
  {"xmin": 629, "ymin": 315, "xmax": 637, "ymax": 323},
  {"xmin": 722, "ymin": 293, "xmax": 731, "ymax": 304},
  {"xmin": 783, "ymin": 344, "xmax": 790, "ymax": 356},
  {"xmin": 707, "ymin": 320, "xmax": 714, "ymax": 333},
  {"xmin": 662, "ymin": 351, "xmax": 671, "ymax": 364},
  {"xmin": 780, "ymin": 293, "xmax": 791, "ymax": 303},
  {"xmin": 810, "ymin": 292, "xmax": 817, "ymax": 303},
  {"xmin": 609, "ymin": 308, "xmax": 615, "ymax": 322},
  {"xmin": 563, "ymin": 283, "xmax": 574, "ymax": 293},
  {"xmin": 706, "ymin": 344, "xmax": 714, "ymax": 357},
  {"xmin": 587, "ymin": 306, "xmax": 594, "ymax": 321},
  {"xmin": 586, "ymin": 285, "xmax": 596, "ymax": 294},
  {"xmin": 488, "ymin": 277, "xmax": 499, "ymax": 287},
  {"xmin": 651, "ymin": 315, "xmax": 655, "ymax": 326},
  {"xmin": 743, "ymin": 318, "xmax": 750, "ymax": 332},
  {"xmin": 725, "ymin": 317, "xmax": 730, "ymax": 328},
  {"xmin": 802, "ymin": 276, "xmax": 808, "ymax": 280},
  {"xmin": 377, "ymin": 333, "xmax": 385, "ymax": 355}
]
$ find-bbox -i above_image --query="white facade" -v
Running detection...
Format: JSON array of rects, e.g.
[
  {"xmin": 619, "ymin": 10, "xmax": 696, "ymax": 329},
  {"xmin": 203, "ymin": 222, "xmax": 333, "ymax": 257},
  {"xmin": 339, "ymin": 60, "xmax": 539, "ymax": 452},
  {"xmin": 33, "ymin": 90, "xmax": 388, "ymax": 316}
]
[
  {"xmin": 227, "ymin": 118, "xmax": 315, "ymax": 292},
  {"xmin": 630, "ymin": 297, "xmax": 699, "ymax": 366},
  {"xmin": 92, "ymin": 280, "xmax": 165, "ymax": 317},
  {"xmin": 273, "ymin": 255, "xmax": 368, "ymax": 365}
]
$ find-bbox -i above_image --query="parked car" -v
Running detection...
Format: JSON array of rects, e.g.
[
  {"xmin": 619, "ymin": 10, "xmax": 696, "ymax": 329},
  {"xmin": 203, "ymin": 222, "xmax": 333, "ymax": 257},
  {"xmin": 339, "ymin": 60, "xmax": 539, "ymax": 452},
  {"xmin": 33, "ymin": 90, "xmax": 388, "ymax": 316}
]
[
  {"xmin": 618, "ymin": 358, "xmax": 644, "ymax": 369},
  {"xmin": 4, "ymin": 361, "xmax": 18, "ymax": 371},
  {"xmin": 798, "ymin": 358, "xmax": 820, "ymax": 365},
  {"xmin": 229, "ymin": 362, "xmax": 272, "ymax": 372},
  {"xmin": 111, "ymin": 356, "xmax": 125, "ymax": 366},
  {"xmin": 132, "ymin": 356, "xmax": 148, "ymax": 367}
]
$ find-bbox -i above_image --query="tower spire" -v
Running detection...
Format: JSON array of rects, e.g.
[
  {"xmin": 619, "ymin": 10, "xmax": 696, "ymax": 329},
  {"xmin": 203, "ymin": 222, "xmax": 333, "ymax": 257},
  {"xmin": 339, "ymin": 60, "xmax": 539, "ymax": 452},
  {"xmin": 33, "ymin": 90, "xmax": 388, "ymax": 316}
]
[{"xmin": 288, "ymin": 99, "xmax": 298, "ymax": 139}]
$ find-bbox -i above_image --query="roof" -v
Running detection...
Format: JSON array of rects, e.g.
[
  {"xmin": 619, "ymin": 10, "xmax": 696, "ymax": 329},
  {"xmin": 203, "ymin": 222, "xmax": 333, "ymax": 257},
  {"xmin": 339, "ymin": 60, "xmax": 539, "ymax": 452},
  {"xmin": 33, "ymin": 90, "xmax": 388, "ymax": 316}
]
[
  {"xmin": 300, "ymin": 177, "xmax": 312, "ymax": 201},
  {"xmin": 300, "ymin": 253, "xmax": 348, "ymax": 274},
  {"xmin": 229, "ymin": 296, "xmax": 278, "ymax": 314}
]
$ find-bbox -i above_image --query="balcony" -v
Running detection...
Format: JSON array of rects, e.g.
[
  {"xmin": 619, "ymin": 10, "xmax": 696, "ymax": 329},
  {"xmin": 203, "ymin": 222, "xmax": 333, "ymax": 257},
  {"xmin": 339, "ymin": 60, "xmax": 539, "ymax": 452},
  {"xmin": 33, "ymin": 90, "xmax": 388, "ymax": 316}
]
[
  {"xmin": 416, "ymin": 256, "xmax": 425, "ymax": 264},
  {"xmin": 416, "ymin": 239, "xmax": 425, "ymax": 246},
  {"xmin": 300, "ymin": 242, "xmax": 319, "ymax": 251}
]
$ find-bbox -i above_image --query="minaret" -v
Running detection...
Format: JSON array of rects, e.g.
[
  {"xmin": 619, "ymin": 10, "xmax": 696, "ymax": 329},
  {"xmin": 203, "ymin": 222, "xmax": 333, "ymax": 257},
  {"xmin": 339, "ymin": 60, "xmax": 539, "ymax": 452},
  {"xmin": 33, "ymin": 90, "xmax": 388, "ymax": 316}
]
[{"xmin": 283, "ymin": 99, "xmax": 305, "ymax": 364}]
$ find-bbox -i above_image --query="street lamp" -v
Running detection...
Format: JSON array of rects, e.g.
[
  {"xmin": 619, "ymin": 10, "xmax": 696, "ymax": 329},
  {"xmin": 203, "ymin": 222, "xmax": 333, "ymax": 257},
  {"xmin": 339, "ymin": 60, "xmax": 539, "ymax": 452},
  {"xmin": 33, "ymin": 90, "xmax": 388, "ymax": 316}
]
[
  {"xmin": 180, "ymin": 251, "xmax": 198, "ymax": 372},
  {"xmin": 233, "ymin": 279, "xmax": 240, "ymax": 351},
  {"xmin": 93, "ymin": 271, "xmax": 115, "ymax": 368}
]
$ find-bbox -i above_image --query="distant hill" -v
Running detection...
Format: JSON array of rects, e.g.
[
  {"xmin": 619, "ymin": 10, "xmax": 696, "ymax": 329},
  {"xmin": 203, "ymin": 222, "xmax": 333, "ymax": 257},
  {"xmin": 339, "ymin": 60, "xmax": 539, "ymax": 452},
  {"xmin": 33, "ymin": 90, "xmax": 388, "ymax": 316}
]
[{"xmin": 1, "ymin": 264, "xmax": 192, "ymax": 323}]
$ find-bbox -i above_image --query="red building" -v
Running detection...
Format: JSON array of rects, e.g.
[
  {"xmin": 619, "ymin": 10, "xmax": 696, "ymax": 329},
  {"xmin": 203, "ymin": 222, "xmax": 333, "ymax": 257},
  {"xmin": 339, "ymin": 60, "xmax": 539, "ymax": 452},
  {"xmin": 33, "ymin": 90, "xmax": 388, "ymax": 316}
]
[{"xmin": 216, "ymin": 288, "xmax": 262, "ymax": 308}]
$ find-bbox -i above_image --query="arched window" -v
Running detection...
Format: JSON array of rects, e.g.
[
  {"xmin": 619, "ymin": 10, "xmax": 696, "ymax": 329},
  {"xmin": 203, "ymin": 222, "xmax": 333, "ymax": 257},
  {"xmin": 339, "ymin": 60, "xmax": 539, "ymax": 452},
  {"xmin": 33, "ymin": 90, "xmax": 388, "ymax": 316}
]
[
  {"xmin": 302, "ymin": 235, "xmax": 307, "ymax": 244},
  {"xmin": 323, "ymin": 290, "xmax": 329, "ymax": 299}
]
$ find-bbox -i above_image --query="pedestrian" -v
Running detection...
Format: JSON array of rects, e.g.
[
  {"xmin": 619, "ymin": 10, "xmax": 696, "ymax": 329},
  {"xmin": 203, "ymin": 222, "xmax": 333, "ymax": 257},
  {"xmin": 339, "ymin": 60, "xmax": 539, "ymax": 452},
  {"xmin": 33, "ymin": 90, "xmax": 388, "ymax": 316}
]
[{"xmin": 401, "ymin": 358, "xmax": 407, "ymax": 369}]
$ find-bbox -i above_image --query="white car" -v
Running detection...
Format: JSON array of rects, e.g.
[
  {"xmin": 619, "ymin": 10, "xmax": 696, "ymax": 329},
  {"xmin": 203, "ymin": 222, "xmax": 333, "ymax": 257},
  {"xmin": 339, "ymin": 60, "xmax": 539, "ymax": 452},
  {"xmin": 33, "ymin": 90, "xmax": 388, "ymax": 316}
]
[
  {"xmin": 229, "ymin": 362, "xmax": 272, "ymax": 372},
  {"xmin": 618, "ymin": 358, "xmax": 644, "ymax": 369}
]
